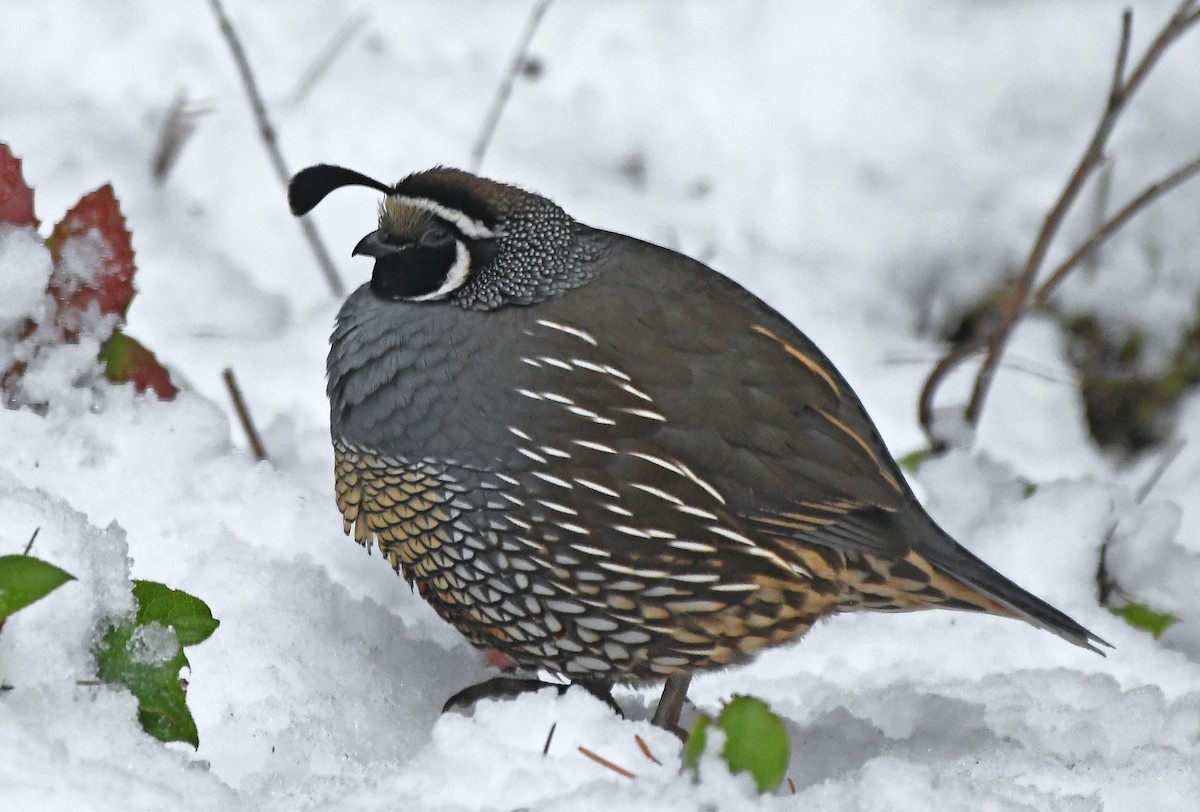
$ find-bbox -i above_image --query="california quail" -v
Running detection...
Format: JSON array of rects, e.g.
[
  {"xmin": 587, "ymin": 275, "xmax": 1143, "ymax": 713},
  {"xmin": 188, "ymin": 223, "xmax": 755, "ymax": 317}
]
[{"xmin": 289, "ymin": 164, "xmax": 1108, "ymax": 732}]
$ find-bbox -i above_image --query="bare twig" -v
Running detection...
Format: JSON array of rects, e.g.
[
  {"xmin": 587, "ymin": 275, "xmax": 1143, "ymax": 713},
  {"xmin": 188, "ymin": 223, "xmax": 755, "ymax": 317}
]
[
  {"xmin": 222, "ymin": 367, "xmax": 269, "ymax": 462},
  {"xmin": 151, "ymin": 89, "xmax": 210, "ymax": 183},
  {"xmin": 287, "ymin": 11, "xmax": 368, "ymax": 105},
  {"xmin": 1133, "ymin": 438, "xmax": 1186, "ymax": 503},
  {"xmin": 1034, "ymin": 153, "xmax": 1200, "ymax": 304},
  {"xmin": 889, "ymin": 351, "xmax": 1070, "ymax": 385},
  {"xmin": 208, "ymin": 0, "xmax": 345, "ymax": 297},
  {"xmin": 1109, "ymin": 9, "xmax": 1134, "ymax": 103},
  {"xmin": 577, "ymin": 746, "xmax": 636, "ymax": 779},
  {"xmin": 542, "ymin": 722, "xmax": 557, "ymax": 755},
  {"xmin": 1083, "ymin": 157, "xmax": 1114, "ymax": 276},
  {"xmin": 919, "ymin": 4, "xmax": 1200, "ymax": 446},
  {"xmin": 22, "ymin": 527, "xmax": 39, "ymax": 556},
  {"xmin": 788, "ymin": 778, "xmax": 797, "ymax": 794},
  {"xmin": 918, "ymin": 339, "xmax": 984, "ymax": 450},
  {"xmin": 1096, "ymin": 438, "xmax": 1186, "ymax": 604},
  {"xmin": 470, "ymin": 0, "xmax": 554, "ymax": 172}
]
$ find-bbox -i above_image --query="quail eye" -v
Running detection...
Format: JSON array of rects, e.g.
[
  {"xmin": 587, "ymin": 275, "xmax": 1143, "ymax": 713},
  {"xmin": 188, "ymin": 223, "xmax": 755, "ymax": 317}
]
[{"xmin": 420, "ymin": 226, "xmax": 454, "ymax": 248}]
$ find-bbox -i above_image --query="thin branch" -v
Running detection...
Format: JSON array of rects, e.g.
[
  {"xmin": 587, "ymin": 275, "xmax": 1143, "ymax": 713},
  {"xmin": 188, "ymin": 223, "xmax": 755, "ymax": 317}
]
[
  {"xmin": 287, "ymin": 11, "xmax": 368, "ymax": 106},
  {"xmin": 1134, "ymin": 439, "xmax": 1186, "ymax": 503},
  {"xmin": 918, "ymin": 337, "xmax": 985, "ymax": 449},
  {"xmin": 208, "ymin": 0, "xmax": 345, "ymax": 297},
  {"xmin": 891, "ymin": 350, "xmax": 1071, "ymax": 383},
  {"xmin": 1108, "ymin": 9, "xmax": 1133, "ymax": 105},
  {"xmin": 1096, "ymin": 438, "xmax": 1186, "ymax": 604},
  {"xmin": 22, "ymin": 527, "xmax": 40, "ymax": 556},
  {"xmin": 470, "ymin": 0, "xmax": 554, "ymax": 172},
  {"xmin": 1083, "ymin": 157, "xmax": 1114, "ymax": 275},
  {"xmin": 542, "ymin": 722, "xmax": 557, "ymax": 756},
  {"xmin": 919, "ymin": 4, "xmax": 1200, "ymax": 445},
  {"xmin": 1034, "ymin": 152, "xmax": 1200, "ymax": 304},
  {"xmin": 222, "ymin": 367, "xmax": 269, "ymax": 462}
]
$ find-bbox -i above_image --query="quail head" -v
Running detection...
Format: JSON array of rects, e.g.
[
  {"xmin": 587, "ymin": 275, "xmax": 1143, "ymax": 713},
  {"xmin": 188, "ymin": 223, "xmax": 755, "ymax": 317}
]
[{"xmin": 289, "ymin": 163, "xmax": 1108, "ymax": 732}]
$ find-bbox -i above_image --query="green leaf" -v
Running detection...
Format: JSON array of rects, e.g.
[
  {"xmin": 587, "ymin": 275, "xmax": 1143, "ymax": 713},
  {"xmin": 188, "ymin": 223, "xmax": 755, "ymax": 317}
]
[
  {"xmin": 96, "ymin": 620, "xmax": 197, "ymax": 747},
  {"xmin": 685, "ymin": 695, "xmax": 790, "ymax": 794},
  {"xmin": 131, "ymin": 580, "xmax": 219, "ymax": 646},
  {"xmin": 685, "ymin": 713, "xmax": 711, "ymax": 769},
  {"xmin": 717, "ymin": 696, "xmax": 790, "ymax": 793},
  {"xmin": 95, "ymin": 582, "xmax": 219, "ymax": 747},
  {"xmin": 100, "ymin": 332, "xmax": 178, "ymax": 401},
  {"xmin": 897, "ymin": 448, "xmax": 932, "ymax": 473},
  {"xmin": 1111, "ymin": 602, "xmax": 1178, "ymax": 640},
  {"xmin": 0, "ymin": 554, "xmax": 74, "ymax": 620}
]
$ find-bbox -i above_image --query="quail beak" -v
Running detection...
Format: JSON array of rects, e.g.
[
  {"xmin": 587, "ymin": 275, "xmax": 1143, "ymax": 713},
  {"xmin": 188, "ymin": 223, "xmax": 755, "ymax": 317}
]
[{"xmin": 352, "ymin": 229, "xmax": 393, "ymax": 259}]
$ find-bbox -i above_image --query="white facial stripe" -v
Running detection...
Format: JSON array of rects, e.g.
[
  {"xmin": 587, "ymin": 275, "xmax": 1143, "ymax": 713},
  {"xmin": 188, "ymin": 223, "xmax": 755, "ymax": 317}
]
[
  {"xmin": 407, "ymin": 240, "xmax": 471, "ymax": 302},
  {"xmin": 394, "ymin": 196, "xmax": 495, "ymax": 239}
]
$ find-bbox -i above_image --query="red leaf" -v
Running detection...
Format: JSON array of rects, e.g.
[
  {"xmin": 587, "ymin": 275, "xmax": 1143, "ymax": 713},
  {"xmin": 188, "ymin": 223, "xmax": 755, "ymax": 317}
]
[
  {"xmin": 100, "ymin": 331, "xmax": 179, "ymax": 401},
  {"xmin": 47, "ymin": 185, "xmax": 137, "ymax": 330},
  {"xmin": 0, "ymin": 143, "xmax": 38, "ymax": 227}
]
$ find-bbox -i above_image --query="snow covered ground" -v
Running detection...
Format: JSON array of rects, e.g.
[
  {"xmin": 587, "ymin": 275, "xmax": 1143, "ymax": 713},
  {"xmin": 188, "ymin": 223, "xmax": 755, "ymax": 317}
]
[{"xmin": 3, "ymin": 1, "xmax": 1200, "ymax": 809}]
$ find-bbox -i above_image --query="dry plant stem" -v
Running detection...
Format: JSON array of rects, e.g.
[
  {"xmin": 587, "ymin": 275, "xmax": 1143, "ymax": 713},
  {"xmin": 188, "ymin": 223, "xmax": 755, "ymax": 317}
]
[
  {"xmin": 919, "ymin": 1, "xmax": 1200, "ymax": 445},
  {"xmin": 222, "ymin": 368, "xmax": 269, "ymax": 462},
  {"xmin": 208, "ymin": 0, "xmax": 345, "ymax": 297},
  {"xmin": 469, "ymin": 0, "xmax": 554, "ymax": 172},
  {"xmin": 1095, "ymin": 439, "xmax": 1185, "ymax": 604},
  {"xmin": 152, "ymin": 89, "xmax": 207, "ymax": 183},
  {"xmin": 634, "ymin": 734, "xmax": 662, "ymax": 765},
  {"xmin": 542, "ymin": 722, "xmax": 557, "ymax": 755},
  {"xmin": 288, "ymin": 12, "xmax": 367, "ymax": 105},
  {"xmin": 1134, "ymin": 439, "xmax": 1186, "ymax": 503},
  {"xmin": 22, "ymin": 527, "xmax": 39, "ymax": 556},
  {"xmin": 577, "ymin": 746, "xmax": 636, "ymax": 779},
  {"xmin": 1034, "ymin": 152, "xmax": 1200, "ymax": 304}
]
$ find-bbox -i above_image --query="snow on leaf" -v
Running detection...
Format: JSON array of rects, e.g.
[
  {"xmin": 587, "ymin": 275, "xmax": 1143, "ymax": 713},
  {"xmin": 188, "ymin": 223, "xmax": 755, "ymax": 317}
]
[
  {"xmin": 95, "ymin": 580, "xmax": 219, "ymax": 748},
  {"xmin": 46, "ymin": 184, "xmax": 137, "ymax": 327},
  {"xmin": 0, "ymin": 143, "xmax": 38, "ymax": 227},
  {"xmin": 131, "ymin": 580, "xmax": 219, "ymax": 647}
]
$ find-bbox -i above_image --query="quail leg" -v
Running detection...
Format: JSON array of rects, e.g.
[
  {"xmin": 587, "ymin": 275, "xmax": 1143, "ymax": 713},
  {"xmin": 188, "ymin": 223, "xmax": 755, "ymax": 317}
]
[
  {"xmin": 650, "ymin": 673, "xmax": 692, "ymax": 739},
  {"xmin": 443, "ymin": 677, "xmax": 623, "ymax": 717}
]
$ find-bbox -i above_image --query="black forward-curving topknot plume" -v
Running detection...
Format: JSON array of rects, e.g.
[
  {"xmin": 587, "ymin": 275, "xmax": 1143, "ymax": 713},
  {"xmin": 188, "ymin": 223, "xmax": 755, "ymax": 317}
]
[{"xmin": 288, "ymin": 164, "xmax": 393, "ymax": 216}]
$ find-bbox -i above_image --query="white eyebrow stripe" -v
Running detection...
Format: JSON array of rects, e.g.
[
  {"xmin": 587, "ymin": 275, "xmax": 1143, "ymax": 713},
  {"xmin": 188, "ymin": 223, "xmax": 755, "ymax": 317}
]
[
  {"xmin": 393, "ymin": 196, "xmax": 495, "ymax": 238},
  {"xmin": 405, "ymin": 240, "xmax": 472, "ymax": 302}
]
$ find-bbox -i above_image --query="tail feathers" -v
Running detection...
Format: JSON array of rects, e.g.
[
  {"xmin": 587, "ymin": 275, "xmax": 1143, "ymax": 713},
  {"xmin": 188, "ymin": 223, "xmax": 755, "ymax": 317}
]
[{"xmin": 923, "ymin": 537, "xmax": 1111, "ymax": 655}]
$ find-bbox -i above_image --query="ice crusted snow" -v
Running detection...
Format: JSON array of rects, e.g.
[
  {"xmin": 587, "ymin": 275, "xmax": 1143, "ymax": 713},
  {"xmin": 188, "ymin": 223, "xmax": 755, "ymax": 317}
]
[{"xmin": 2, "ymin": 1, "xmax": 1200, "ymax": 810}]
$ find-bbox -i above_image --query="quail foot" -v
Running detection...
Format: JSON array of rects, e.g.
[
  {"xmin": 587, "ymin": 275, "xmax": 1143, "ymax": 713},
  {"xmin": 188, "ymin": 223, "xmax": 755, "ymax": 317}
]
[{"xmin": 289, "ymin": 164, "xmax": 1109, "ymax": 734}]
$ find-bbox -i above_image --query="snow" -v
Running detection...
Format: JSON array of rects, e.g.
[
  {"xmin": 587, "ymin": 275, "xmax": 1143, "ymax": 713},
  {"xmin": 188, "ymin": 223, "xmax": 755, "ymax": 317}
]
[
  {"xmin": 0, "ymin": 227, "xmax": 52, "ymax": 323},
  {"xmin": 2, "ymin": 0, "xmax": 1200, "ymax": 809}
]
